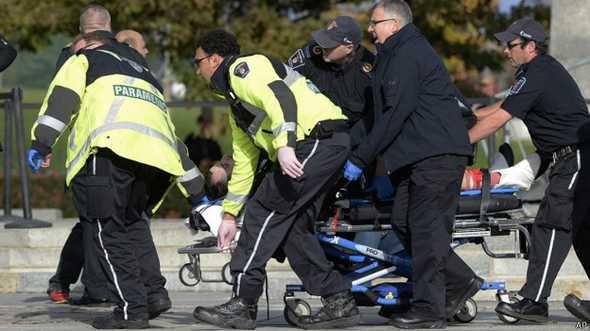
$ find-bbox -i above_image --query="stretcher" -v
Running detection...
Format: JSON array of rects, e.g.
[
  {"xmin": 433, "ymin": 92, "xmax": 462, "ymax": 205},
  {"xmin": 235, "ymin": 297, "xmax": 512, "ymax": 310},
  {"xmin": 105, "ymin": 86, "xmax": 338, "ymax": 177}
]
[
  {"xmin": 283, "ymin": 178, "xmax": 534, "ymax": 325},
  {"xmin": 178, "ymin": 172, "xmax": 535, "ymax": 325}
]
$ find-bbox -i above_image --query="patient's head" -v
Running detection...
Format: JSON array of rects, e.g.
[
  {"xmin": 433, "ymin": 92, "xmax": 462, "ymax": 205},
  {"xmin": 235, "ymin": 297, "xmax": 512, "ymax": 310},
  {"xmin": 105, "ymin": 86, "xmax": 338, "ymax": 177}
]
[{"xmin": 205, "ymin": 155, "xmax": 234, "ymax": 200}]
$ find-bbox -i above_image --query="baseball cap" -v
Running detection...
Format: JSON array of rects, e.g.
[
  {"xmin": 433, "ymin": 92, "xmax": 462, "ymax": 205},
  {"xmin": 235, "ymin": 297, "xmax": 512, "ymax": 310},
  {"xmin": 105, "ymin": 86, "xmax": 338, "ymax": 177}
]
[
  {"xmin": 311, "ymin": 16, "xmax": 362, "ymax": 48},
  {"xmin": 494, "ymin": 17, "xmax": 546, "ymax": 43}
]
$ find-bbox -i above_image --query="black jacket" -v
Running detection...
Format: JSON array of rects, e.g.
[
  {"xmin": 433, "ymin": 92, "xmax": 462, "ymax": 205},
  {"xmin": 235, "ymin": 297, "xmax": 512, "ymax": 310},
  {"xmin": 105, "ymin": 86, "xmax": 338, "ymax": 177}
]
[
  {"xmin": 288, "ymin": 42, "xmax": 375, "ymax": 147},
  {"xmin": 0, "ymin": 34, "xmax": 16, "ymax": 72},
  {"xmin": 350, "ymin": 24, "xmax": 472, "ymax": 173}
]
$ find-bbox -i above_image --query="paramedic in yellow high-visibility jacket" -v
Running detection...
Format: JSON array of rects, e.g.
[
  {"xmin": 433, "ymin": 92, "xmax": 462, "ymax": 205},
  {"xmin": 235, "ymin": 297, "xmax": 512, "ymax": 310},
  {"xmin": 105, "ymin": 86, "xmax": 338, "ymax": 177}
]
[
  {"xmin": 27, "ymin": 31, "xmax": 204, "ymax": 329},
  {"xmin": 191, "ymin": 29, "xmax": 359, "ymax": 330}
]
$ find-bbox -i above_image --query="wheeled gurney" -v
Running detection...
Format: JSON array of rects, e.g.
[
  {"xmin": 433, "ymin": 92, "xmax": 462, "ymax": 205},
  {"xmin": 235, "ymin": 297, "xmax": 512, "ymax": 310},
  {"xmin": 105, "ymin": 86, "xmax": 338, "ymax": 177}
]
[{"xmin": 283, "ymin": 180, "xmax": 534, "ymax": 325}]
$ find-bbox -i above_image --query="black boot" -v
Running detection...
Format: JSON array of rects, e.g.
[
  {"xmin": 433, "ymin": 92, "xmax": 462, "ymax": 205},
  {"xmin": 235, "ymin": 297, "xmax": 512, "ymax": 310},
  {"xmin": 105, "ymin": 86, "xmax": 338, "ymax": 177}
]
[
  {"xmin": 297, "ymin": 290, "xmax": 360, "ymax": 329},
  {"xmin": 91, "ymin": 313, "xmax": 149, "ymax": 329},
  {"xmin": 564, "ymin": 294, "xmax": 590, "ymax": 322},
  {"xmin": 148, "ymin": 292, "xmax": 171, "ymax": 319},
  {"xmin": 389, "ymin": 308, "xmax": 447, "ymax": 329},
  {"xmin": 193, "ymin": 296, "xmax": 257, "ymax": 329},
  {"xmin": 495, "ymin": 297, "xmax": 548, "ymax": 323},
  {"xmin": 70, "ymin": 290, "xmax": 111, "ymax": 306}
]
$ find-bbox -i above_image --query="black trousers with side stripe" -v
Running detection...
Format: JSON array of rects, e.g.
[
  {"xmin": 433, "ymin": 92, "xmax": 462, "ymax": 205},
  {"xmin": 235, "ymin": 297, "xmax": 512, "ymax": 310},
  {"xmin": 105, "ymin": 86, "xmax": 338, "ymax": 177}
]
[
  {"xmin": 72, "ymin": 149, "xmax": 168, "ymax": 320},
  {"xmin": 230, "ymin": 132, "xmax": 351, "ymax": 301},
  {"xmin": 519, "ymin": 146, "xmax": 585, "ymax": 302},
  {"xmin": 48, "ymin": 220, "xmax": 111, "ymax": 300}
]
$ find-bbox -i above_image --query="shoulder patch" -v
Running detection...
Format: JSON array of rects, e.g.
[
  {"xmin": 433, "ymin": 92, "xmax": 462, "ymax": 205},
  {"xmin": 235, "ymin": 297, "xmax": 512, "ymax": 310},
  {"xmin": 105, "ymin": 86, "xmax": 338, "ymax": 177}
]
[
  {"xmin": 312, "ymin": 46, "xmax": 322, "ymax": 56},
  {"xmin": 288, "ymin": 49, "xmax": 306, "ymax": 69},
  {"xmin": 234, "ymin": 62, "xmax": 250, "ymax": 78},
  {"xmin": 508, "ymin": 77, "xmax": 526, "ymax": 96},
  {"xmin": 362, "ymin": 62, "xmax": 373, "ymax": 73}
]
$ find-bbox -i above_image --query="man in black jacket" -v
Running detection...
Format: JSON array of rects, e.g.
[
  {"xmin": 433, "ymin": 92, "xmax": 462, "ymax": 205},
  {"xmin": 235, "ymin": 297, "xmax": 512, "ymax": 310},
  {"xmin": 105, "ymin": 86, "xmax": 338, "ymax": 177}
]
[
  {"xmin": 344, "ymin": 1, "xmax": 481, "ymax": 328},
  {"xmin": 0, "ymin": 34, "xmax": 16, "ymax": 73}
]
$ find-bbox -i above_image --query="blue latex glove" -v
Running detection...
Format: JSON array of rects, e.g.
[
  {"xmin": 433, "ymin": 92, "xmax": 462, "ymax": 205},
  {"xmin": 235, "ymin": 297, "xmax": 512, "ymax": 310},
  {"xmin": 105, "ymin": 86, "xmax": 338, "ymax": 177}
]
[
  {"xmin": 27, "ymin": 148, "xmax": 43, "ymax": 173},
  {"xmin": 367, "ymin": 175, "xmax": 395, "ymax": 200},
  {"xmin": 343, "ymin": 160, "xmax": 363, "ymax": 181},
  {"xmin": 200, "ymin": 195, "xmax": 211, "ymax": 204}
]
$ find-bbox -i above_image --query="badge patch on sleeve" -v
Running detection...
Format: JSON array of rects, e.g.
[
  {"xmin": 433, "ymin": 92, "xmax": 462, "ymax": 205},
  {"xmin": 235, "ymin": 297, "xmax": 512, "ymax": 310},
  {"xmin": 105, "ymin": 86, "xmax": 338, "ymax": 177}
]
[
  {"xmin": 288, "ymin": 49, "xmax": 305, "ymax": 69},
  {"xmin": 234, "ymin": 62, "xmax": 250, "ymax": 78},
  {"xmin": 508, "ymin": 77, "xmax": 527, "ymax": 96}
]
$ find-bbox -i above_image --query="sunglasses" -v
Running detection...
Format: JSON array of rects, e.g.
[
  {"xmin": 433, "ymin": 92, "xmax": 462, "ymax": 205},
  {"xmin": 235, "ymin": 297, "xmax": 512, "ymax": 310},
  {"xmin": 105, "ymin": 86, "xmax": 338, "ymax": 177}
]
[{"xmin": 506, "ymin": 41, "xmax": 523, "ymax": 50}]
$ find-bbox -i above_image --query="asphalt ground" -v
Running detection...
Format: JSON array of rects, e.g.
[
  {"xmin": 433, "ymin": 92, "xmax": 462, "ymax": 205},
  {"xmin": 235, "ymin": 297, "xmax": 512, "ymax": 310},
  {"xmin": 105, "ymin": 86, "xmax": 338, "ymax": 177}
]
[{"xmin": 0, "ymin": 291, "xmax": 587, "ymax": 330}]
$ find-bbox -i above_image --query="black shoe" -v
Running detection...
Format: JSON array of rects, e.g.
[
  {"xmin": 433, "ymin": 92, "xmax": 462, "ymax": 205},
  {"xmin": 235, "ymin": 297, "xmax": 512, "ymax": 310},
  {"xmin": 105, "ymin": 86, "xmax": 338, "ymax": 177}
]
[
  {"xmin": 378, "ymin": 303, "xmax": 410, "ymax": 319},
  {"xmin": 389, "ymin": 309, "xmax": 447, "ymax": 329},
  {"xmin": 70, "ymin": 293, "xmax": 111, "ymax": 306},
  {"xmin": 91, "ymin": 314, "xmax": 149, "ymax": 329},
  {"xmin": 297, "ymin": 290, "xmax": 360, "ymax": 329},
  {"xmin": 564, "ymin": 294, "xmax": 590, "ymax": 322},
  {"xmin": 495, "ymin": 297, "xmax": 548, "ymax": 323},
  {"xmin": 445, "ymin": 276, "xmax": 483, "ymax": 318},
  {"xmin": 193, "ymin": 297, "xmax": 257, "ymax": 329},
  {"xmin": 148, "ymin": 294, "xmax": 172, "ymax": 319}
]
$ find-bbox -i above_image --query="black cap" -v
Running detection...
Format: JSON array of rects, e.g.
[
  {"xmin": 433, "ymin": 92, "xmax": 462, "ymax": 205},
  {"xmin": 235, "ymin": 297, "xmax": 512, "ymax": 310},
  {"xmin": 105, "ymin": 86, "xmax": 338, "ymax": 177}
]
[
  {"xmin": 311, "ymin": 16, "xmax": 362, "ymax": 48},
  {"xmin": 494, "ymin": 17, "xmax": 546, "ymax": 43}
]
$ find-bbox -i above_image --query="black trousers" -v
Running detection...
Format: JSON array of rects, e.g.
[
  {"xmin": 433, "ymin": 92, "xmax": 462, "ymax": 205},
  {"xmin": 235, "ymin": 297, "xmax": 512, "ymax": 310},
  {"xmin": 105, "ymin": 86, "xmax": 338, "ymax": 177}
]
[
  {"xmin": 230, "ymin": 132, "xmax": 351, "ymax": 301},
  {"xmin": 48, "ymin": 221, "xmax": 111, "ymax": 300},
  {"xmin": 389, "ymin": 154, "xmax": 470, "ymax": 319},
  {"xmin": 71, "ymin": 149, "xmax": 167, "ymax": 320},
  {"xmin": 519, "ymin": 143, "xmax": 587, "ymax": 302},
  {"xmin": 573, "ymin": 142, "xmax": 590, "ymax": 286}
]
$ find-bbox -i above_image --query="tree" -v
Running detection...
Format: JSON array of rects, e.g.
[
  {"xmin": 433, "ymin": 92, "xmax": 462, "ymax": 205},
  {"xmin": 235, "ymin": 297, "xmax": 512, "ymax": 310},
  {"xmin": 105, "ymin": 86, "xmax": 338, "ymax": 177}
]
[{"xmin": 0, "ymin": 0, "xmax": 550, "ymax": 99}]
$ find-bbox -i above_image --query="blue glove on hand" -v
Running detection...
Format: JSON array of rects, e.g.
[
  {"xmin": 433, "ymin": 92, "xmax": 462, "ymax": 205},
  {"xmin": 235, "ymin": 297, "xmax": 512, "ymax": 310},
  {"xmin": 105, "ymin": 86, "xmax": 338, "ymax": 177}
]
[
  {"xmin": 367, "ymin": 175, "xmax": 395, "ymax": 200},
  {"xmin": 343, "ymin": 160, "xmax": 363, "ymax": 181},
  {"xmin": 27, "ymin": 148, "xmax": 43, "ymax": 173}
]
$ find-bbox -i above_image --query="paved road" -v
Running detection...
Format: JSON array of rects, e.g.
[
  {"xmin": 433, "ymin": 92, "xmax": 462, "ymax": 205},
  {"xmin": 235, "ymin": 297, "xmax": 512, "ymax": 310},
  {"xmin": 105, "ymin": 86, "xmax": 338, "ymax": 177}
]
[{"xmin": 0, "ymin": 292, "xmax": 585, "ymax": 330}]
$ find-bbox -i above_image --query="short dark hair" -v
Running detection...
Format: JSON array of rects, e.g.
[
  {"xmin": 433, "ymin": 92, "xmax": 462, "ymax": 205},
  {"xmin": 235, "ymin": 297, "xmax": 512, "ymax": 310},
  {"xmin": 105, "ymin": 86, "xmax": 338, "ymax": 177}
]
[
  {"xmin": 196, "ymin": 29, "xmax": 240, "ymax": 57},
  {"xmin": 520, "ymin": 37, "xmax": 547, "ymax": 55}
]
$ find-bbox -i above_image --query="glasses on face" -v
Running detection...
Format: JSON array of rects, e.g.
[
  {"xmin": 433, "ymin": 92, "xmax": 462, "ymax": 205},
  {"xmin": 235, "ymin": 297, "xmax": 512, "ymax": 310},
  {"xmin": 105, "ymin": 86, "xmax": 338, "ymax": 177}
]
[
  {"xmin": 506, "ymin": 41, "xmax": 523, "ymax": 50},
  {"xmin": 193, "ymin": 55, "xmax": 211, "ymax": 68},
  {"xmin": 368, "ymin": 18, "xmax": 397, "ymax": 28}
]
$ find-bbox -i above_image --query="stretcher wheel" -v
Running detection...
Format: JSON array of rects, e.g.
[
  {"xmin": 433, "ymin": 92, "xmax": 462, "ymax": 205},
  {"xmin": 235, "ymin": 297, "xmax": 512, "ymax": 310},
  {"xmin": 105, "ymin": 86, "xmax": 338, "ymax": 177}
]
[
  {"xmin": 497, "ymin": 296, "xmax": 520, "ymax": 324},
  {"xmin": 453, "ymin": 298, "xmax": 477, "ymax": 323},
  {"xmin": 283, "ymin": 299, "xmax": 311, "ymax": 327},
  {"xmin": 222, "ymin": 262, "xmax": 233, "ymax": 285},
  {"xmin": 179, "ymin": 263, "xmax": 200, "ymax": 286}
]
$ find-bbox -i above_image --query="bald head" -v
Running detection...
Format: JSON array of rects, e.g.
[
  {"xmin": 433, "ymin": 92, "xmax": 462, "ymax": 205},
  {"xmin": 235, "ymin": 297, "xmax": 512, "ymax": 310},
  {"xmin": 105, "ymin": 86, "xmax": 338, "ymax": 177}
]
[
  {"xmin": 116, "ymin": 29, "xmax": 149, "ymax": 58},
  {"xmin": 79, "ymin": 4, "xmax": 111, "ymax": 34}
]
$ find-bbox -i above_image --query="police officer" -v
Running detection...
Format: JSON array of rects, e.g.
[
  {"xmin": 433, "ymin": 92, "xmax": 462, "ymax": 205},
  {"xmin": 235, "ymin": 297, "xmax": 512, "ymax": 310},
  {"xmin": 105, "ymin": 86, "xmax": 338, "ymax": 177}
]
[
  {"xmin": 191, "ymin": 29, "xmax": 359, "ymax": 329},
  {"xmin": 344, "ymin": 1, "xmax": 481, "ymax": 328},
  {"xmin": 469, "ymin": 18, "xmax": 590, "ymax": 323},
  {"xmin": 0, "ymin": 33, "xmax": 16, "ymax": 72},
  {"xmin": 289, "ymin": 16, "xmax": 374, "ymax": 149},
  {"xmin": 27, "ymin": 30, "xmax": 205, "ymax": 329}
]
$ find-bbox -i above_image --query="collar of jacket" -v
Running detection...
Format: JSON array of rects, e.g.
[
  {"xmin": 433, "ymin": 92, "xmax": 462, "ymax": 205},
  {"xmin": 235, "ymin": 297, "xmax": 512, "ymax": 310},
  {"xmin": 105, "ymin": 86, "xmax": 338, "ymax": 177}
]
[
  {"xmin": 209, "ymin": 55, "xmax": 238, "ymax": 95},
  {"xmin": 377, "ymin": 23, "xmax": 421, "ymax": 54},
  {"xmin": 92, "ymin": 30, "xmax": 118, "ymax": 42},
  {"xmin": 516, "ymin": 53, "xmax": 546, "ymax": 78}
]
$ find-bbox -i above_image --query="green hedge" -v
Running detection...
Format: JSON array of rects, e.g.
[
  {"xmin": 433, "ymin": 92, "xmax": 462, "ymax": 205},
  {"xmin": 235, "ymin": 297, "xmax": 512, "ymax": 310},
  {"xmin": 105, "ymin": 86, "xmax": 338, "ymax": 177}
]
[{"xmin": 1, "ymin": 174, "xmax": 190, "ymax": 219}]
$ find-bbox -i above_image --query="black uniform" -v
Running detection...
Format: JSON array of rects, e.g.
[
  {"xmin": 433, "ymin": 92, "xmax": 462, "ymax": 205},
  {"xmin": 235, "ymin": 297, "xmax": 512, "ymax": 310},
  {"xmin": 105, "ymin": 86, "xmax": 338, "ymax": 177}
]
[
  {"xmin": 0, "ymin": 34, "xmax": 16, "ymax": 72},
  {"xmin": 349, "ymin": 24, "xmax": 475, "ymax": 319},
  {"xmin": 500, "ymin": 53, "xmax": 590, "ymax": 302},
  {"xmin": 288, "ymin": 42, "xmax": 375, "ymax": 148}
]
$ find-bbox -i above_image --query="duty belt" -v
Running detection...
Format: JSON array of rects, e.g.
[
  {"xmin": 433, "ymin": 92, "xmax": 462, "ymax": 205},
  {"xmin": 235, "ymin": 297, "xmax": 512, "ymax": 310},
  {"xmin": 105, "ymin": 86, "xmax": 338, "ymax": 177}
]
[
  {"xmin": 551, "ymin": 145, "xmax": 577, "ymax": 165},
  {"xmin": 307, "ymin": 120, "xmax": 348, "ymax": 139}
]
